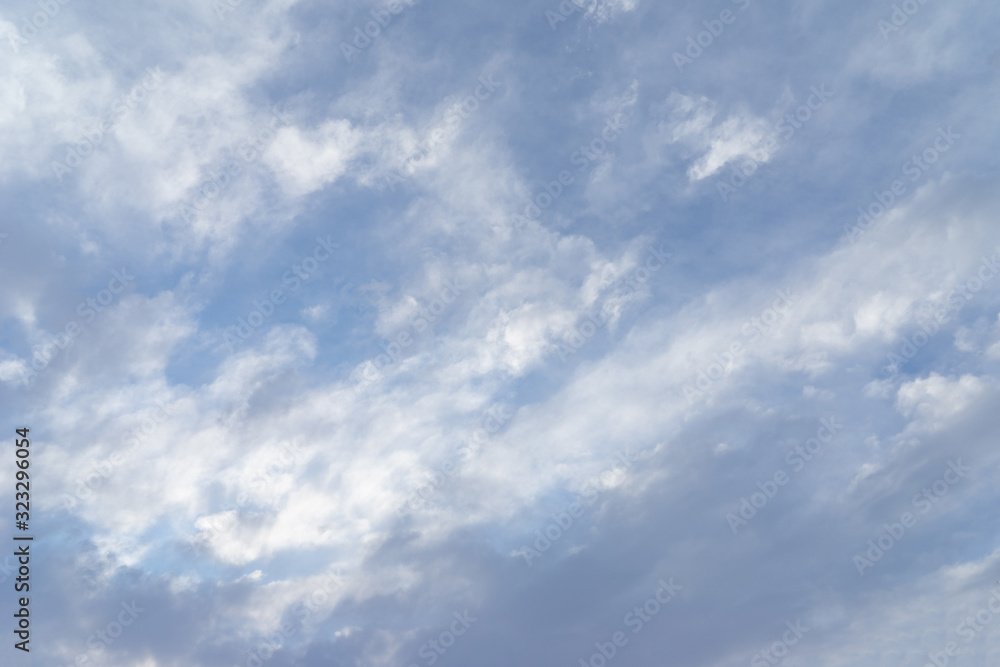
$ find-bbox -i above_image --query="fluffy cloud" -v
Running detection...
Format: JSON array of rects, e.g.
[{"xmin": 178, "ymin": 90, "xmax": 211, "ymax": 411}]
[{"xmin": 1, "ymin": 0, "xmax": 999, "ymax": 665}]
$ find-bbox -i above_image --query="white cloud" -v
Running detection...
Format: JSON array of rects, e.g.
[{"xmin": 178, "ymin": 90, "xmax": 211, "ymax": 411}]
[
  {"xmin": 264, "ymin": 120, "xmax": 362, "ymax": 197},
  {"xmin": 659, "ymin": 92, "xmax": 777, "ymax": 182}
]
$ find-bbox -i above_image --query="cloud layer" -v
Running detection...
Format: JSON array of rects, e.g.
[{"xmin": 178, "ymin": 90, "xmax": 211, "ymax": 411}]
[{"xmin": 1, "ymin": 0, "xmax": 1000, "ymax": 665}]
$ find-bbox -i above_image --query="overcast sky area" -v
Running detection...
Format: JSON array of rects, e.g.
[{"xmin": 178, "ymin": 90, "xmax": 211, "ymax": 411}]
[{"xmin": 1, "ymin": 0, "xmax": 1000, "ymax": 665}]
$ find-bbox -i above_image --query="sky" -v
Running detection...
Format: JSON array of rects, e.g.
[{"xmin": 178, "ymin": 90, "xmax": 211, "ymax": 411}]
[{"xmin": 1, "ymin": 0, "xmax": 1000, "ymax": 665}]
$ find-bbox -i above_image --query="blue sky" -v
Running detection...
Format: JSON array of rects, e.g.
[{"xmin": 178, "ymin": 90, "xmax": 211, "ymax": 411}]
[{"xmin": 2, "ymin": 0, "xmax": 1000, "ymax": 665}]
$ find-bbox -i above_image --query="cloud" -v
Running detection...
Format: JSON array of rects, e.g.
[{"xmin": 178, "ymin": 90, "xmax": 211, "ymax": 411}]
[
  {"xmin": 895, "ymin": 373, "xmax": 989, "ymax": 422},
  {"xmin": 659, "ymin": 92, "xmax": 777, "ymax": 182},
  {"xmin": 2, "ymin": 0, "xmax": 1000, "ymax": 665},
  {"xmin": 265, "ymin": 120, "xmax": 362, "ymax": 197}
]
